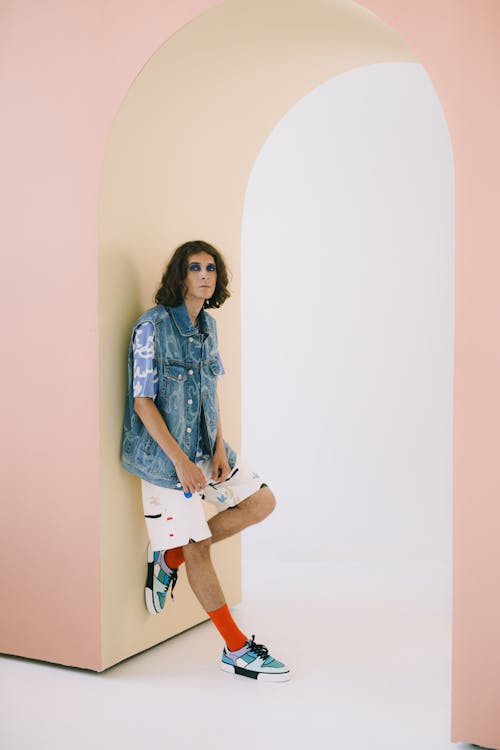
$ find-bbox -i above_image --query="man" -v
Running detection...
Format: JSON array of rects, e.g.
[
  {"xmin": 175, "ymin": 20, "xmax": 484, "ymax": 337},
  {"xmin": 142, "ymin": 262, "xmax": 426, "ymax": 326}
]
[{"xmin": 121, "ymin": 239, "xmax": 290, "ymax": 682}]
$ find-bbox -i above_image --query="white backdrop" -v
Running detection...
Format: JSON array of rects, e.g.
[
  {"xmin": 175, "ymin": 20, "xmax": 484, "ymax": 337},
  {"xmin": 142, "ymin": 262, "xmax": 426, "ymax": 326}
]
[{"xmin": 240, "ymin": 62, "xmax": 454, "ymax": 564}]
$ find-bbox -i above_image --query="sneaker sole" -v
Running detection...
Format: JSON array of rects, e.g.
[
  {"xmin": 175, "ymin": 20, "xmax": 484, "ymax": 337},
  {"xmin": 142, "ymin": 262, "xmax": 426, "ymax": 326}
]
[
  {"xmin": 145, "ymin": 586, "xmax": 161, "ymax": 615},
  {"xmin": 220, "ymin": 662, "xmax": 291, "ymax": 682}
]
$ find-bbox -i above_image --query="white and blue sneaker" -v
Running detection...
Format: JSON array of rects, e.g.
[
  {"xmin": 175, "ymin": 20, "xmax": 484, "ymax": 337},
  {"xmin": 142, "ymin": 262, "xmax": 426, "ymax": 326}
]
[
  {"xmin": 221, "ymin": 635, "xmax": 291, "ymax": 682},
  {"xmin": 145, "ymin": 543, "xmax": 178, "ymax": 615}
]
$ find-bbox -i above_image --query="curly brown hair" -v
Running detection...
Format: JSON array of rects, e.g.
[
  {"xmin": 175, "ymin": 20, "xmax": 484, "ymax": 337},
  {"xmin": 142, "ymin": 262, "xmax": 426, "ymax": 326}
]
[{"xmin": 154, "ymin": 240, "xmax": 231, "ymax": 309}]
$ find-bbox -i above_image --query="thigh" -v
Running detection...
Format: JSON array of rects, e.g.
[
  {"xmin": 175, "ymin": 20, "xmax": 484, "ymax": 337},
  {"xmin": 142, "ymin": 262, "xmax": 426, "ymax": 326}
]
[{"xmin": 141, "ymin": 479, "xmax": 212, "ymax": 551}]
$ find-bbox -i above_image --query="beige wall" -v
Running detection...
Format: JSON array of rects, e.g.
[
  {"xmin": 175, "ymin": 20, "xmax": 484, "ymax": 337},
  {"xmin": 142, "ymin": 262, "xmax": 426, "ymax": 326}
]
[{"xmin": 99, "ymin": 0, "xmax": 414, "ymax": 669}]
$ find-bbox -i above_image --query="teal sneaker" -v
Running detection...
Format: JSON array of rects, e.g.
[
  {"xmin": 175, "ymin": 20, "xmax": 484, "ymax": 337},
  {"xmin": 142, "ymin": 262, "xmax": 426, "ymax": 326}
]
[
  {"xmin": 145, "ymin": 543, "xmax": 178, "ymax": 615},
  {"xmin": 220, "ymin": 635, "xmax": 291, "ymax": 682}
]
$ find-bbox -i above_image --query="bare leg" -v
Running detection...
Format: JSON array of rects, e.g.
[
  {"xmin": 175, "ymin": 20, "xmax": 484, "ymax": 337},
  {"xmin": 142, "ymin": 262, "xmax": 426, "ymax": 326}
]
[
  {"xmin": 207, "ymin": 486, "xmax": 276, "ymax": 544},
  {"xmin": 182, "ymin": 539, "xmax": 226, "ymax": 612},
  {"xmin": 179, "ymin": 487, "xmax": 275, "ymax": 612},
  {"xmin": 182, "ymin": 488, "xmax": 275, "ymax": 611}
]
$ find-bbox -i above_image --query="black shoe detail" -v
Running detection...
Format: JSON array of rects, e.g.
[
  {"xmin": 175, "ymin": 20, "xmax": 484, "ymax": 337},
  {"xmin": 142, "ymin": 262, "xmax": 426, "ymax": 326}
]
[
  {"xmin": 144, "ymin": 513, "xmax": 161, "ymax": 518},
  {"xmin": 168, "ymin": 568, "xmax": 178, "ymax": 599},
  {"xmin": 234, "ymin": 665, "xmax": 259, "ymax": 679},
  {"xmin": 145, "ymin": 562, "xmax": 153, "ymax": 591}
]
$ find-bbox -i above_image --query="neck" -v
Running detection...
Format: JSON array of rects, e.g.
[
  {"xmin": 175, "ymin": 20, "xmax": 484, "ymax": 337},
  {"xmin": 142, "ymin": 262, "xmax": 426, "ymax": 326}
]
[{"xmin": 183, "ymin": 296, "xmax": 204, "ymax": 327}]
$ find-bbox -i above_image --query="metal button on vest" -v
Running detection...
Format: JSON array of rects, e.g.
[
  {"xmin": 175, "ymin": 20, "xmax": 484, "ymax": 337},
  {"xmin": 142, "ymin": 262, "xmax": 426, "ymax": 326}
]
[
  {"xmin": 188, "ymin": 337, "xmax": 194, "ymax": 342},
  {"xmin": 186, "ymin": 427, "xmax": 192, "ymax": 433},
  {"xmin": 187, "ymin": 398, "xmax": 193, "ymax": 405},
  {"xmin": 177, "ymin": 373, "xmax": 182, "ymax": 380},
  {"xmin": 188, "ymin": 369, "xmax": 193, "ymax": 375},
  {"xmin": 176, "ymin": 482, "xmax": 181, "ymax": 488}
]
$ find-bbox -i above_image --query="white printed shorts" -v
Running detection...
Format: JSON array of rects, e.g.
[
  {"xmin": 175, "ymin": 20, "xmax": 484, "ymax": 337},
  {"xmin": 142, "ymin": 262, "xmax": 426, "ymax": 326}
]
[{"xmin": 141, "ymin": 453, "xmax": 267, "ymax": 551}]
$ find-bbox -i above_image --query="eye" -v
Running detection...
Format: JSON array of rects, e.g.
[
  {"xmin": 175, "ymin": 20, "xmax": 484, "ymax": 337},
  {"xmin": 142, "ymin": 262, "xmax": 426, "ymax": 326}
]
[
  {"xmin": 188, "ymin": 263, "xmax": 202, "ymax": 272},
  {"xmin": 207, "ymin": 263, "xmax": 217, "ymax": 272}
]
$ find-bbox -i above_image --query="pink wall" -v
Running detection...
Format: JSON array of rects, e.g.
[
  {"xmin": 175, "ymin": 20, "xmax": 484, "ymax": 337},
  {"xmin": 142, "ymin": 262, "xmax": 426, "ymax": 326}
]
[
  {"xmin": 0, "ymin": 0, "xmax": 222, "ymax": 672},
  {"xmin": 1, "ymin": 1, "xmax": 499, "ymax": 743}
]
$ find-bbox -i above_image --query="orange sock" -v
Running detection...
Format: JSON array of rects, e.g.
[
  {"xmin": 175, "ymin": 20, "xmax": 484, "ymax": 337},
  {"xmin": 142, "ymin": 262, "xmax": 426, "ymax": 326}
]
[
  {"xmin": 208, "ymin": 604, "xmax": 248, "ymax": 651},
  {"xmin": 165, "ymin": 547, "xmax": 184, "ymax": 569}
]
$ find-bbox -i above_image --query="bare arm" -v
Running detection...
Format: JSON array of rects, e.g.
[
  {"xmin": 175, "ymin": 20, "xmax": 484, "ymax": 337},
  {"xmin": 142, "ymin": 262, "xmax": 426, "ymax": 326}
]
[{"xmin": 134, "ymin": 397, "xmax": 206, "ymax": 493}]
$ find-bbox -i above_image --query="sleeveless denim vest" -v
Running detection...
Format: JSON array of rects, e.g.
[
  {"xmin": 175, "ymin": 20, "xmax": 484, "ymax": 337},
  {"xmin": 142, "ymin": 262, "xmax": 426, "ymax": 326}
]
[{"xmin": 121, "ymin": 302, "xmax": 237, "ymax": 488}]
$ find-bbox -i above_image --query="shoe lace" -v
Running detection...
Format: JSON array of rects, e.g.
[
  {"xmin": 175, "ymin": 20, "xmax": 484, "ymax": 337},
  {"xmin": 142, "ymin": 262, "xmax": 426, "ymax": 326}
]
[
  {"xmin": 169, "ymin": 568, "xmax": 178, "ymax": 600},
  {"xmin": 247, "ymin": 635, "xmax": 269, "ymax": 659}
]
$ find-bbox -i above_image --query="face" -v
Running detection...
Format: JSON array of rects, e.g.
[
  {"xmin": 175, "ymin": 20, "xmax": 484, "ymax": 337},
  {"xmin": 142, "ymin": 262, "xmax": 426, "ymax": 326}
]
[{"xmin": 184, "ymin": 251, "xmax": 217, "ymax": 303}]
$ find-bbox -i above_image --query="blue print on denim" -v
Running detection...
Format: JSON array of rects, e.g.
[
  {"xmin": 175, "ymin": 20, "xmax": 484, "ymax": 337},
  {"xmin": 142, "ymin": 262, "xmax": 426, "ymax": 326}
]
[{"xmin": 132, "ymin": 322, "xmax": 158, "ymax": 399}]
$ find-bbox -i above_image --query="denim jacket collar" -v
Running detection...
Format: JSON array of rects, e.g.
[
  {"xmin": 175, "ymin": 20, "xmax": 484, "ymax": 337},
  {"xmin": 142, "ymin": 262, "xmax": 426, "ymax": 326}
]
[{"xmin": 169, "ymin": 300, "xmax": 209, "ymax": 336}]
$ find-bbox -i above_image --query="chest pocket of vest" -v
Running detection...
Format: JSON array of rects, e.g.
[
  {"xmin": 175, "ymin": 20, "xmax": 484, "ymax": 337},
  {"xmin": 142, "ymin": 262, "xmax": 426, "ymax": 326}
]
[{"xmin": 163, "ymin": 363, "xmax": 188, "ymax": 382}]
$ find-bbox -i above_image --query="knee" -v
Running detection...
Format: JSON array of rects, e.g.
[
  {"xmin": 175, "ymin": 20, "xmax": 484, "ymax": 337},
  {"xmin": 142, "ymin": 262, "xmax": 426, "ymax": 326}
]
[
  {"xmin": 182, "ymin": 537, "xmax": 212, "ymax": 558},
  {"xmin": 251, "ymin": 486, "xmax": 276, "ymax": 522}
]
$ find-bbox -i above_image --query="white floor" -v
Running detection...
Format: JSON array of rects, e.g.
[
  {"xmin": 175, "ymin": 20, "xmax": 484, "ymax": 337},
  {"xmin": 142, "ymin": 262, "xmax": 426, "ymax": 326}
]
[{"xmin": 0, "ymin": 561, "xmax": 483, "ymax": 750}]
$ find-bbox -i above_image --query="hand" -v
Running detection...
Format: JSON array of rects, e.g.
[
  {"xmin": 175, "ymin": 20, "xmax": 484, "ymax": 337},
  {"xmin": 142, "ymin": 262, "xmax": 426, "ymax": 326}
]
[
  {"xmin": 173, "ymin": 453, "xmax": 207, "ymax": 494},
  {"xmin": 211, "ymin": 442, "xmax": 231, "ymax": 482}
]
